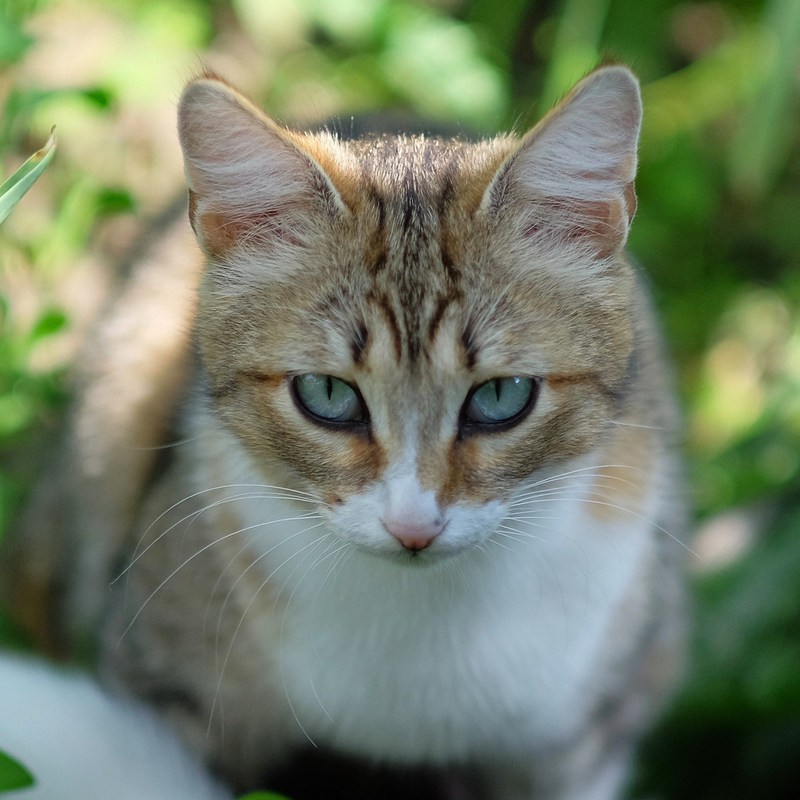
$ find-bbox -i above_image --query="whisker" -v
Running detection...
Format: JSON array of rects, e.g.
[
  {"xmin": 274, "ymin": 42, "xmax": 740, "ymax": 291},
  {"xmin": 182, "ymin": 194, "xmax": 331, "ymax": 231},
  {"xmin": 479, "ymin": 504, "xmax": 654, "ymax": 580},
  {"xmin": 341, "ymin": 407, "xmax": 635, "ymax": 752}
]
[
  {"xmin": 511, "ymin": 479, "xmax": 651, "ymax": 508},
  {"xmin": 510, "ymin": 470, "xmax": 643, "ymax": 505},
  {"xmin": 203, "ymin": 539, "xmax": 252, "ymax": 638},
  {"xmin": 608, "ymin": 419, "xmax": 664, "ymax": 431},
  {"xmin": 284, "ymin": 540, "xmax": 350, "ymax": 728},
  {"xmin": 567, "ymin": 497, "xmax": 698, "ymax": 557},
  {"xmin": 488, "ymin": 537, "xmax": 519, "ymax": 555},
  {"xmin": 118, "ymin": 487, "xmax": 324, "ymax": 580},
  {"xmin": 311, "ymin": 540, "xmax": 353, "ymax": 612},
  {"xmin": 209, "ymin": 533, "xmax": 332, "ymax": 740},
  {"xmin": 515, "ymin": 463, "xmax": 645, "ymax": 493},
  {"xmin": 214, "ymin": 519, "xmax": 326, "ymax": 663},
  {"xmin": 506, "ymin": 473, "xmax": 695, "ymax": 557},
  {"xmin": 119, "ymin": 515, "xmax": 321, "ymax": 643},
  {"xmin": 495, "ymin": 525, "xmax": 548, "ymax": 543},
  {"xmin": 130, "ymin": 434, "xmax": 203, "ymax": 451}
]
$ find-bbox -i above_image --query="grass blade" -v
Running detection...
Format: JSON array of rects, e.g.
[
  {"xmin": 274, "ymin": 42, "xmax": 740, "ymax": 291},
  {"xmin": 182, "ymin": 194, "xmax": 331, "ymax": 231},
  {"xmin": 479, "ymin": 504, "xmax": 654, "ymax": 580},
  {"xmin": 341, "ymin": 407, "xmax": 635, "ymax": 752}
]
[{"xmin": 0, "ymin": 127, "xmax": 57, "ymax": 225}]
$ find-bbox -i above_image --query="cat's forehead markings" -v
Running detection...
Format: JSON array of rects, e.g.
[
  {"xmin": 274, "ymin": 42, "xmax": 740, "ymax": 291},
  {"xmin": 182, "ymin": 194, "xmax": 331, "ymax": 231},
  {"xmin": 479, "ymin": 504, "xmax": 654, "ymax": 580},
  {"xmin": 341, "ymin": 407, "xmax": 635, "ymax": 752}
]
[
  {"xmin": 460, "ymin": 318, "xmax": 480, "ymax": 371},
  {"xmin": 366, "ymin": 289, "xmax": 403, "ymax": 363},
  {"xmin": 362, "ymin": 177, "xmax": 388, "ymax": 275},
  {"xmin": 426, "ymin": 291, "xmax": 460, "ymax": 348},
  {"xmin": 350, "ymin": 320, "xmax": 369, "ymax": 367}
]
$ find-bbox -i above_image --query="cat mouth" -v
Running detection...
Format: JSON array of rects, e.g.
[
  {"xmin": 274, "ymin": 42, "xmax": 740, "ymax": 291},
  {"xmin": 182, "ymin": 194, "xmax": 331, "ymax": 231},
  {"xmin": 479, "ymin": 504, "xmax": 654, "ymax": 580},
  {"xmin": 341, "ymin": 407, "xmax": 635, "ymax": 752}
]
[{"xmin": 363, "ymin": 537, "xmax": 465, "ymax": 568}]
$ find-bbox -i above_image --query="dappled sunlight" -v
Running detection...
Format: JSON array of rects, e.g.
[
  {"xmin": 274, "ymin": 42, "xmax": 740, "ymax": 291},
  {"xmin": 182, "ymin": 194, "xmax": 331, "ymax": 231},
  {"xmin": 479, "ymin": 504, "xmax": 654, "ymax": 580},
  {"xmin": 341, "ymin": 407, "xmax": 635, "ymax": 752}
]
[{"xmin": 690, "ymin": 288, "xmax": 800, "ymax": 512}]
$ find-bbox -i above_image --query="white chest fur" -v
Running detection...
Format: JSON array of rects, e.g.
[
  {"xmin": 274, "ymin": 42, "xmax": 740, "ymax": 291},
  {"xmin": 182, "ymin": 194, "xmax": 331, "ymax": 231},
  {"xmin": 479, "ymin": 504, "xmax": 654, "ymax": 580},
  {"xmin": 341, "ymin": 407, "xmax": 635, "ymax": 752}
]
[{"xmin": 200, "ymin": 441, "xmax": 656, "ymax": 767}]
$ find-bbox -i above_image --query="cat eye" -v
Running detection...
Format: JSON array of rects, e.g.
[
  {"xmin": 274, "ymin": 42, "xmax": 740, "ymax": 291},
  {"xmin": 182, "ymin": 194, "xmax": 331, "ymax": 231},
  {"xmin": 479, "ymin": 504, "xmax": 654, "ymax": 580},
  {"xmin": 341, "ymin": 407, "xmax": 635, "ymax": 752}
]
[
  {"xmin": 292, "ymin": 374, "xmax": 367, "ymax": 427},
  {"xmin": 462, "ymin": 376, "xmax": 538, "ymax": 431}
]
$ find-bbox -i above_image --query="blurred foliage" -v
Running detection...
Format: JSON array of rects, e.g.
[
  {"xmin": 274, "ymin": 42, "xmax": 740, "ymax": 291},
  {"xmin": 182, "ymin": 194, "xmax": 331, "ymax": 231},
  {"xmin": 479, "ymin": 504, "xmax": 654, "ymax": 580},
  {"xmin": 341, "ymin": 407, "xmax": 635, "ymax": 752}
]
[
  {"xmin": 0, "ymin": 0, "xmax": 799, "ymax": 797},
  {"xmin": 634, "ymin": 499, "xmax": 800, "ymax": 799}
]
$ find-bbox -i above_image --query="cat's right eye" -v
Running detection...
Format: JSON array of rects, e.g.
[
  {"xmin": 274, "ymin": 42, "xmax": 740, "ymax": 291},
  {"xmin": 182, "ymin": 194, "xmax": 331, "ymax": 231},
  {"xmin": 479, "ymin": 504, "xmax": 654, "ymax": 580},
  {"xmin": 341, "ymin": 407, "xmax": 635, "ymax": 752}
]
[{"xmin": 291, "ymin": 374, "xmax": 367, "ymax": 428}]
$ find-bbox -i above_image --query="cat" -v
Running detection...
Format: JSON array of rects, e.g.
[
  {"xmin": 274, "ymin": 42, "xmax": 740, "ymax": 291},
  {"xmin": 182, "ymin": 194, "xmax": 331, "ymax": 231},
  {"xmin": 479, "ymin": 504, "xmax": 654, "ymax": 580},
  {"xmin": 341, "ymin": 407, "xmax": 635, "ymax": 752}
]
[
  {"xmin": 0, "ymin": 653, "xmax": 231, "ymax": 800},
  {"xmin": 1, "ymin": 65, "xmax": 688, "ymax": 799}
]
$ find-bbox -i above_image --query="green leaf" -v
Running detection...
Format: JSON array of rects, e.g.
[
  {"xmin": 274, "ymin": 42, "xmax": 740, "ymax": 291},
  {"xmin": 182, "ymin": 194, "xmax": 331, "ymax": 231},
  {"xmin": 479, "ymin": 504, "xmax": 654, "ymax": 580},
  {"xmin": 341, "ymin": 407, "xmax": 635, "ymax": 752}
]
[
  {"xmin": 0, "ymin": 750, "xmax": 34, "ymax": 792},
  {"xmin": 0, "ymin": 14, "xmax": 33, "ymax": 67},
  {"xmin": 237, "ymin": 793, "xmax": 292, "ymax": 800},
  {"xmin": 28, "ymin": 308, "xmax": 68, "ymax": 343},
  {"xmin": 0, "ymin": 127, "xmax": 56, "ymax": 224}
]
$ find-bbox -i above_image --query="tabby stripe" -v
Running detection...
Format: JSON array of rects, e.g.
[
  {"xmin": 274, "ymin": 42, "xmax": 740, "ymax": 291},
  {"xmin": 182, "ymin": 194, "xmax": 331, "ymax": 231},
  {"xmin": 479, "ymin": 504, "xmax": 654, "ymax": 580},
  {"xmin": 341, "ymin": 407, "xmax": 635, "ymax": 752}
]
[
  {"xmin": 427, "ymin": 292, "xmax": 457, "ymax": 345},
  {"xmin": 402, "ymin": 184, "xmax": 421, "ymax": 233},
  {"xmin": 369, "ymin": 290, "xmax": 403, "ymax": 362},
  {"xmin": 351, "ymin": 321, "xmax": 369, "ymax": 366},
  {"xmin": 440, "ymin": 230, "xmax": 459, "ymax": 284},
  {"xmin": 366, "ymin": 179, "xmax": 387, "ymax": 273},
  {"xmin": 437, "ymin": 156, "xmax": 462, "ymax": 285},
  {"xmin": 461, "ymin": 320, "xmax": 479, "ymax": 370}
]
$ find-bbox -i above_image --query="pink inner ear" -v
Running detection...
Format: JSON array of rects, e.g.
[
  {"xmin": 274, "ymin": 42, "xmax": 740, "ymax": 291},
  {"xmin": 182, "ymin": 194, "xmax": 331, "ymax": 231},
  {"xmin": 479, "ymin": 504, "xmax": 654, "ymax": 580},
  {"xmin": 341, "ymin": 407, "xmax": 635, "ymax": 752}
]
[
  {"xmin": 179, "ymin": 79, "xmax": 344, "ymax": 259},
  {"xmin": 193, "ymin": 204, "xmax": 308, "ymax": 257},
  {"xmin": 521, "ymin": 183, "xmax": 636, "ymax": 259},
  {"xmin": 487, "ymin": 68, "xmax": 642, "ymax": 259}
]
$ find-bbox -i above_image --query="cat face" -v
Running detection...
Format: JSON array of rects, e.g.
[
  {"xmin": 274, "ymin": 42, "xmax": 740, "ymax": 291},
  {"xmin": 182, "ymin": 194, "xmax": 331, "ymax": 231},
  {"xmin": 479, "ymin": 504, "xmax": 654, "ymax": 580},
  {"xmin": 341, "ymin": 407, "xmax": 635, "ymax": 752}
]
[{"xmin": 179, "ymin": 67, "xmax": 642, "ymax": 562}]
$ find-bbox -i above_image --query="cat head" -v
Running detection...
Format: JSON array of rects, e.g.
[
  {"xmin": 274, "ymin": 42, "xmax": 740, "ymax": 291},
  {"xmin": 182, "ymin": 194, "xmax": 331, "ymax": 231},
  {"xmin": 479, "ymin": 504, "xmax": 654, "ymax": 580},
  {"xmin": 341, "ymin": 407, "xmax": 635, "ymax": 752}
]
[{"xmin": 178, "ymin": 66, "xmax": 642, "ymax": 562}]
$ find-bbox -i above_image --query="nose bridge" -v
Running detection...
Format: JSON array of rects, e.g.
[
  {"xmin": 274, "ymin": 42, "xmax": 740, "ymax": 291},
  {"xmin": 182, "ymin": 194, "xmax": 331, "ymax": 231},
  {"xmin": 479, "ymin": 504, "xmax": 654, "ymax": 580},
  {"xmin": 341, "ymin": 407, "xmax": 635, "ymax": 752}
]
[
  {"xmin": 413, "ymin": 395, "xmax": 454, "ymax": 498},
  {"xmin": 371, "ymin": 361, "xmax": 451, "ymax": 500},
  {"xmin": 383, "ymin": 411, "xmax": 441, "ymax": 519},
  {"xmin": 382, "ymin": 432, "xmax": 445, "ymax": 552},
  {"xmin": 385, "ymin": 469, "xmax": 439, "ymax": 522}
]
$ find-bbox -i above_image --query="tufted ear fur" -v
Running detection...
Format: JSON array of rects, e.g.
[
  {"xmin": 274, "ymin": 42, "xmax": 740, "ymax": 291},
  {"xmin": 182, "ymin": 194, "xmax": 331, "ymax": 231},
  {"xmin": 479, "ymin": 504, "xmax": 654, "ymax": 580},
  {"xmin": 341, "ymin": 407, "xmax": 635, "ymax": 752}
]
[
  {"xmin": 178, "ymin": 75, "xmax": 345, "ymax": 258},
  {"xmin": 483, "ymin": 66, "xmax": 642, "ymax": 259}
]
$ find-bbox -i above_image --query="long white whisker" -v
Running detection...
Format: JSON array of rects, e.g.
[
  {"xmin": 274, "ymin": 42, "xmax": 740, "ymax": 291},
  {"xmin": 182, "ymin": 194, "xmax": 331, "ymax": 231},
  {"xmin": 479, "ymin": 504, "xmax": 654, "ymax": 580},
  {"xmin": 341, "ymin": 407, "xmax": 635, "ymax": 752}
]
[
  {"xmin": 608, "ymin": 420, "xmax": 664, "ymax": 430},
  {"xmin": 511, "ymin": 470, "xmax": 644, "ymax": 504},
  {"xmin": 214, "ymin": 520, "xmax": 326, "ymax": 664},
  {"xmin": 285, "ymin": 540, "xmax": 351, "ymax": 727},
  {"xmin": 118, "ymin": 488, "xmax": 323, "ymax": 580},
  {"xmin": 119, "ymin": 514, "xmax": 320, "ymax": 643},
  {"xmin": 211, "ymin": 532, "xmax": 333, "ymax": 743},
  {"xmin": 495, "ymin": 525, "xmax": 549, "ymax": 544},
  {"xmin": 130, "ymin": 434, "xmax": 203, "ymax": 451},
  {"xmin": 574, "ymin": 497, "xmax": 697, "ymax": 556},
  {"xmin": 311, "ymin": 541, "xmax": 353, "ymax": 613},
  {"xmin": 203, "ymin": 539, "xmax": 252, "ymax": 638},
  {"xmin": 516, "ymin": 463, "xmax": 645, "ymax": 492}
]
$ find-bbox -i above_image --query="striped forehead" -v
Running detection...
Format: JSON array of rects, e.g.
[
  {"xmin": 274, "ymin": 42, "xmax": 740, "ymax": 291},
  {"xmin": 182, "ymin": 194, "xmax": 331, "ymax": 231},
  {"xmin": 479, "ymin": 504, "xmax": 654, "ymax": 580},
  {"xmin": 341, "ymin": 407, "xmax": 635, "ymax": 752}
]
[
  {"xmin": 303, "ymin": 137, "xmax": 515, "ymax": 372},
  {"xmin": 356, "ymin": 156, "xmax": 465, "ymax": 364}
]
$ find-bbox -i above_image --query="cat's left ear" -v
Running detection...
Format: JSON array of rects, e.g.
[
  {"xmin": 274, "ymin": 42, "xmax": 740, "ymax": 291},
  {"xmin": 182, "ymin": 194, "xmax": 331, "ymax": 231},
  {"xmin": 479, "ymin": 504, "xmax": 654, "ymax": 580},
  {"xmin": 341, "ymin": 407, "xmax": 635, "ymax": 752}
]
[{"xmin": 483, "ymin": 66, "xmax": 642, "ymax": 258}]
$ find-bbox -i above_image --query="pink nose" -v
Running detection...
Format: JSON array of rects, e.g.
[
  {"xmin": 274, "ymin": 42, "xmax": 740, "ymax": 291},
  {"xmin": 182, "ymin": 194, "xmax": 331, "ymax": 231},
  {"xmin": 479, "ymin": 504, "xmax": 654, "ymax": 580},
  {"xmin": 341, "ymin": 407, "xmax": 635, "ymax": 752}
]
[{"xmin": 383, "ymin": 519, "xmax": 444, "ymax": 552}]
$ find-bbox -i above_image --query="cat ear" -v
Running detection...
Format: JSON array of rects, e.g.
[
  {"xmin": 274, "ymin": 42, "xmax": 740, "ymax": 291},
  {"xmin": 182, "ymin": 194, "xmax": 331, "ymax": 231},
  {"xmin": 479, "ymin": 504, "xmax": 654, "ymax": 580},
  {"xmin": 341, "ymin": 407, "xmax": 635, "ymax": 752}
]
[
  {"xmin": 178, "ymin": 75, "xmax": 345, "ymax": 257},
  {"xmin": 483, "ymin": 66, "xmax": 642, "ymax": 258}
]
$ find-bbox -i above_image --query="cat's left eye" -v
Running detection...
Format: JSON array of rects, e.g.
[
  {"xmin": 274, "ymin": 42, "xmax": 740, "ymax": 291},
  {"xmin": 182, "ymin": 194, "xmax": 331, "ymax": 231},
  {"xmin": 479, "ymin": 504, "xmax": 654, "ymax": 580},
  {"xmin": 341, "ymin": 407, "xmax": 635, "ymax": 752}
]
[
  {"xmin": 462, "ymin": 376, "xmax": 538, "ymax": 430},
  {"xmin": 291, "ymin": 373, "xmax": 367, "ymax": 427}
]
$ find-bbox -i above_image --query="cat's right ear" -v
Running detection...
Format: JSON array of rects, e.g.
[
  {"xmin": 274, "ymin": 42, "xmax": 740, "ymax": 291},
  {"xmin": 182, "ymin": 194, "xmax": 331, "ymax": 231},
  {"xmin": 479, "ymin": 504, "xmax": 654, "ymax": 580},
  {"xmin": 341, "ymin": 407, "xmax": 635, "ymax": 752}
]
[{"xmin": 178, "ymin": 76, "xmax": 345, "ymax": 258}]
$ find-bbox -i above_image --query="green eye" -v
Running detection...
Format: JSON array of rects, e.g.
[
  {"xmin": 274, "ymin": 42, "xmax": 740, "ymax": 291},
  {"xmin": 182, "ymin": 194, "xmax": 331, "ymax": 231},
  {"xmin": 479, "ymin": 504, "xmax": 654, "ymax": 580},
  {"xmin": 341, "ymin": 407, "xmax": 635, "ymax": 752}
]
[
  {"xmin": 463, "ymin": 376, "xmax": 537, "ymax": 428},
  {"xmin": 292, "ymin": 374, "xmax": 366, "ymax": 425}
]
